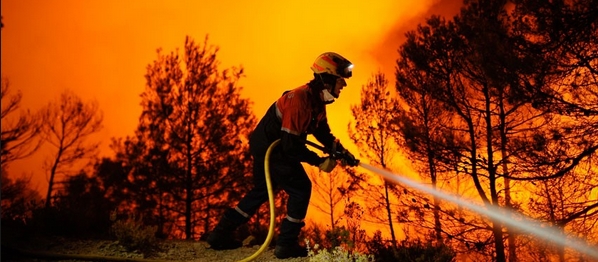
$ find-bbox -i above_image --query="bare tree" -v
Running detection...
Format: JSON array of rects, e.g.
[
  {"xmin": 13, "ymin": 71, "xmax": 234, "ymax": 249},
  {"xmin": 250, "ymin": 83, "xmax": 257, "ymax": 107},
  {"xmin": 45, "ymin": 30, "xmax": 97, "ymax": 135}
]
[
  {"xmin": 309, "ymin": 167, "xmax": 351, "ymax": 231},
  {"xmin": 1, "ymin": 78, "xmax": 44, "ymax": 168},
  {"xmin": 40, "ymin": 89, "xmax": 103, "ymax": 208}
]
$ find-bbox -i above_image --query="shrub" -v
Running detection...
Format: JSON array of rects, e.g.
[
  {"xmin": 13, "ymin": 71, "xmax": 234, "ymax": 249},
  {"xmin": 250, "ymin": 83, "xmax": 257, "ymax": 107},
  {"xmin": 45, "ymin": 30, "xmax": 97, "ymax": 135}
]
[
  {"xmin": 110, "ymin": 212, "xmax": 160, "ymax": 255},
  {"xmin": 366, "ymin": 232, "xmax": 456, "ymax": 262},
  {"xmin": 306, "ymin": 239, "xmax": 375, "ymax": 262},
  {"xmin": 326, "ymin": 226, "xmax": 352, "ymax": 250}
]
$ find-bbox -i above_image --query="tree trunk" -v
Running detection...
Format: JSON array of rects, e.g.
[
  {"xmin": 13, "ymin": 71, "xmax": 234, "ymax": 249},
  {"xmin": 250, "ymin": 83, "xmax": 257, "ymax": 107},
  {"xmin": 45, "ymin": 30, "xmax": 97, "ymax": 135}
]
[
  {"xmin": 492, "ymin": 221, "xmax": 507, "ymax": 262},
  {"xmin": 498, "ymin": 87, "xmax": 517, "ymax": 262},
  {"xmin": 185, "ymin": 166, "xmax": 193, "ymax": 239},
  {"xmin": 45, "ymin": 150, "xmax": 62, "ymax": 208},
  {"xmin": 427, "ymin": 146, "xmax": 442, "ymax": 243},
  {"xmin": 432, "ymin": 184, "xmax": 442, "ymax": 243},
  {"xmin": 384, "ymin": 182, "xmax": 397, "ymax": 248}
]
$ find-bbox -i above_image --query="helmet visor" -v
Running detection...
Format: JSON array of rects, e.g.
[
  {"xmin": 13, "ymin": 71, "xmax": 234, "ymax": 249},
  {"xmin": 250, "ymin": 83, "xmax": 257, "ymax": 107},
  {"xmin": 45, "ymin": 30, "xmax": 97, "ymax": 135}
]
[
  {"xmin": 343, "ymin": 64, "xmax": 353, "ymax": 78},
  {"xmin": 336, "ymin": 60, "xmax": 353, "ymax": 78}
]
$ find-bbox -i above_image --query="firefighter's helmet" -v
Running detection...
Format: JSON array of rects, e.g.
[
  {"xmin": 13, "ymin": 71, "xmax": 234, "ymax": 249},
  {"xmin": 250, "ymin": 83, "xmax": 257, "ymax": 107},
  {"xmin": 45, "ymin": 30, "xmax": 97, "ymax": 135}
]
[{"xmin": 311, "ymin": 52, "xmax": 353, "ymax": 78}]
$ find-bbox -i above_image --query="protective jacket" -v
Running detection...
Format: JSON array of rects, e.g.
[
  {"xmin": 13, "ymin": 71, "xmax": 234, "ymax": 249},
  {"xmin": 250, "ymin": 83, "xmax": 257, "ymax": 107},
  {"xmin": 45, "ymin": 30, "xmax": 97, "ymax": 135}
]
[{"xmin": 249, "ymin": 84, "xmax": 339, "ymax": 165}]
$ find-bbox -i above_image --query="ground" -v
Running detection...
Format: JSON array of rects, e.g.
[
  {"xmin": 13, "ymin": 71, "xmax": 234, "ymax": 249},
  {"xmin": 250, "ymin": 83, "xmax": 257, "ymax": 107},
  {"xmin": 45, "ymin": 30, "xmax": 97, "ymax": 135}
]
[{"xmin": 1, "ymin": 236, "xmax": 310, "ymax": 262}]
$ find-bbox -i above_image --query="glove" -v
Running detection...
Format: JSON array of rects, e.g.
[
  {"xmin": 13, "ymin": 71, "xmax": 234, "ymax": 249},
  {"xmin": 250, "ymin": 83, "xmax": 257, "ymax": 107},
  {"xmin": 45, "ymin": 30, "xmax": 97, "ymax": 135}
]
[
  {"xmin": 340, "ymin": 150, "xmax": 359, "ymax": 167},
  {"xmin": 330, "ymin": 140, "xmax": 359, "ymax": 167},
  {"xmin": 330, "ymin": 139, "xmax": 342, "ymax": 156},
  {"xmin": 318, "ymin": 157, "xmax": 337, "ymax": 173}
]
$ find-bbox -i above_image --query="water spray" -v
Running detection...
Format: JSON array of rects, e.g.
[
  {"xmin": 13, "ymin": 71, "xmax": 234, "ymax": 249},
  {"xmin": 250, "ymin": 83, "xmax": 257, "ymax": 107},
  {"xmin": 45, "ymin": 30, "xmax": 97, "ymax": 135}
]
[{"xmin": 359, "ymin": 162, "xmax": 598, "ymax": 260}]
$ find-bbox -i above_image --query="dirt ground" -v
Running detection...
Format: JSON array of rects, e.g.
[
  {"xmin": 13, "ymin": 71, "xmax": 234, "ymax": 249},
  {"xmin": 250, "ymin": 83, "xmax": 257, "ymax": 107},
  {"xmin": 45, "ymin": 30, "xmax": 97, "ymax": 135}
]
[{"xmin": 2, "ymin": 236, "xmax": 310, "ymax": 262}]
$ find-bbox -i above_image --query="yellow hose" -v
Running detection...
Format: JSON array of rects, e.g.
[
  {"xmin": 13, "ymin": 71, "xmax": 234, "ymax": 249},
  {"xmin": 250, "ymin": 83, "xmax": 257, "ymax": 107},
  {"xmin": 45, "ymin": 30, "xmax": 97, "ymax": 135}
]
[{"xmin": 237, "ymin": 139, "xmax": 279, "ymax": 262}]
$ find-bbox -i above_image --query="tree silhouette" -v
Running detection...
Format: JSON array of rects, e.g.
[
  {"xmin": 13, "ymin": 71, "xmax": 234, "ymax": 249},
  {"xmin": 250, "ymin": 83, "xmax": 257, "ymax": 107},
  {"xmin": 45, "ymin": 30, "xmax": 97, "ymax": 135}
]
[
  {"xmin": 506, "ymin": 2, "xmax": 598, "ymax": 261},
  {"xmin": 48, "ymin": 170, "xmax": 116, "ymax": 238},
  {"xmin": 394, "ymin": 24, "xmax": 460, "ymax": 245},
  {"xmin": 1, "ymin": 166, "xmax": 42, "ymax": 223},
  {"xmin": 1, "ymin": 78, "xmax": 44, "ymax": 168},
  {"xmin": 394, "ymin": 0, "xmax": 598, "ymax": 260},
  {"xmin": 40, "ymin": 89, "xmax": 103, "ymax": 208},
  {"xmin": 93, "ymin": 155, "xmax": 133, "ymax": 212},
  {"xmin": 307, "ymin": 165, "xmax": 368, "ymax": 250},
  {"xmin": 309, "ymin": 167, "xmax": 348, "ymax": 231},
  {"xmin": 396, "ymin": 5, "xmax": 526, "ymax": 259},
  {"xmin": 528, "ymin": 164, "xmax": 598, "ymax": 261},
  {"xmin": 509, "ymin": 0, "xmax": 598, "ymax": 118},
  {"xmin": 123, "ymin": 35, "xmax": 256, "ymax": 239},
  {"xmin": 349, "ymin": 71, "xmax": 404, "ymax": 247}
]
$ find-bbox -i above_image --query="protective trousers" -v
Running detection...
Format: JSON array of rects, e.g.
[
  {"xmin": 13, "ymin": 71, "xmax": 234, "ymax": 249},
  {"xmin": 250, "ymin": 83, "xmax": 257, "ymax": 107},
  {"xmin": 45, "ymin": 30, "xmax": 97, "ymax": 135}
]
[{"xmin": 235, "ymin": 153, "xmax": 312, "ymax": 245}]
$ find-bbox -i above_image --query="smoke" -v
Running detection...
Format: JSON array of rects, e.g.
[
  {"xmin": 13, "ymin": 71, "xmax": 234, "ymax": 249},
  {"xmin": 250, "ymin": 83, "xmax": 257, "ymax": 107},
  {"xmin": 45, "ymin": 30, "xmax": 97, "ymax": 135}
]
[{"xmin": 370, "ymin": 0, "xmax": 464, "ymax": 77}]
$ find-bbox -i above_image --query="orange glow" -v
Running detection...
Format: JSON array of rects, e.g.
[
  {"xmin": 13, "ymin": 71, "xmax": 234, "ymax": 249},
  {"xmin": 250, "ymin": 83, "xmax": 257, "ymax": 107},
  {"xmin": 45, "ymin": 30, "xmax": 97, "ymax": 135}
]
[{"xmin": 1, "ymin": 0, "xmax": 462, "ymax": 232}]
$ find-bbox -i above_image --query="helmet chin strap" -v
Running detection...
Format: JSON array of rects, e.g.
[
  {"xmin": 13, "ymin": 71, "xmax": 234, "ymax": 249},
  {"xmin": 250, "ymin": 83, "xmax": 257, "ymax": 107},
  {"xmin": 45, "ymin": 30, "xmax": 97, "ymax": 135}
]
[
  {"xmin": 315, "ymin": 74, "xmax": 337, "ymax": 104},
  {"xmin": 321, "ymin": 89, "xmax": 336, "ymax": 104}
]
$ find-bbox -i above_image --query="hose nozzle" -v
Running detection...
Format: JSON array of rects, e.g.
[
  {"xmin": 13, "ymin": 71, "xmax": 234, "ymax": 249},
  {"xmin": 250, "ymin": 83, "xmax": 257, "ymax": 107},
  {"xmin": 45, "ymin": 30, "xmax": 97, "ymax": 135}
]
[
  {"xmin": 332, "ymin": 150, "xmax": 360, "ymax": 167},
  {"xmin": 306, "ymin": 140, "xmax": 360, "ymax": 167}
]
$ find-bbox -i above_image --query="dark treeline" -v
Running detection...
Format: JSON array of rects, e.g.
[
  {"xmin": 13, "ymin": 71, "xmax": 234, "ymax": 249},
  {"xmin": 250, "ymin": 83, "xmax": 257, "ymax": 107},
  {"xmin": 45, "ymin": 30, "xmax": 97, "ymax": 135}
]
[
  {"xmin": 383, "ymin": 0, "xmax": 597, "ymax": 261},
  {"xmin": 2, "ymin": 0, "xmax": 596, "ymax": 261}
]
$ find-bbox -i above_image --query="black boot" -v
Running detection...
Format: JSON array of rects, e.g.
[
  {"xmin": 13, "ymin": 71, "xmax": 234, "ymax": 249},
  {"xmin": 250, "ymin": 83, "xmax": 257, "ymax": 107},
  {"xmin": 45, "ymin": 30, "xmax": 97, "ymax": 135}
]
[
  {"xmin": 274, "ymin": 218, "xmax": 308, "ymax": 259},
  {"xmin": 207, "ymin": 208, "xmax": 248, "ymax": 250}
]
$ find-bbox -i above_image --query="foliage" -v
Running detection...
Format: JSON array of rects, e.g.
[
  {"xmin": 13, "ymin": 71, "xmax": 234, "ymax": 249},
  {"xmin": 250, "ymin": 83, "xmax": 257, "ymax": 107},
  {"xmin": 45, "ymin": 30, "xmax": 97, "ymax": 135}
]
[
  {"xmin": 110, "ymin": 211, "xmax": 160, "ymax": 255},
  {"xmin": 0, "ymin": 167, "xmax": 43, "ymax": 241},
  {"xmin": 304, "ymin": 220, "xmax": 359, "ymax": 252},
  {"xmin": 0, "ymin": 78, "xmax": 44, "ymax": 168},
  {"xmin": 24, "ymin": 172, "xmax": 115, "ymax": 239},
  {"xmin": 365, "ymin": 231, "xmax": 455, "ymax": 262},
  {"xmin": 306, "ymin": 239, "xmax": 375, "ymax": 262},
  {"xmin": 326, "ymin": 226, "xmax": 351, "ymax": 250},
  {"xmin": 338, "ymin": 201, "xmax": 368, "ymax": 253},
  {"xmin": 303, "ymin": 223, "xmax": 328, "ymax": 249},
  {"xmin": 0, "ymin": 168, "xmax": 42, "ymax": 222},
  {"xmin": 391, "ymin": 0, "xmax": 598, "ymax": 260},
  {"xmin": 109, "ymin": 35, "xmax": 256, "ymax": 240}
]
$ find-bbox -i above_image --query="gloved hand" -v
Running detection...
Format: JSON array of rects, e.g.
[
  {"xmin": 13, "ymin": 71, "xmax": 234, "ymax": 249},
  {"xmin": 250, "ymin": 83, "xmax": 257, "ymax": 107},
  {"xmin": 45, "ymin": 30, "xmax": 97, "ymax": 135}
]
[
  {"xmin": 340, "ymin": 150, "xmax": 359, "ymax": 167},
  {"xmin": 318, "ymin": 157, "xmax": 337, "ymax": 173},
  {"xmin": 330, "ymin": 140, "xmax": 359, "ymax": 167}
]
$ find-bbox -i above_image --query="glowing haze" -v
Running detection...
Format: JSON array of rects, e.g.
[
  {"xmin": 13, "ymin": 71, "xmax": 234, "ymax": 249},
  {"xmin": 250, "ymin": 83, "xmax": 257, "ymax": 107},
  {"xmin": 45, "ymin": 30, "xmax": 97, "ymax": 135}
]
[{"xmin": 1, "ymin": 0, "xmax": 462, "ymax": 214}]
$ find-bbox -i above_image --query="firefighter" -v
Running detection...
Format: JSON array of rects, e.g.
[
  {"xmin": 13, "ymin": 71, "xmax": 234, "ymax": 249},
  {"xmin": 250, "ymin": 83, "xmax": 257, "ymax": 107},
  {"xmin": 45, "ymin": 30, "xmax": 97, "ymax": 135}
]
[{"xmin": 207, "ymin": 52, "xmax": 358, "ymax": 259}]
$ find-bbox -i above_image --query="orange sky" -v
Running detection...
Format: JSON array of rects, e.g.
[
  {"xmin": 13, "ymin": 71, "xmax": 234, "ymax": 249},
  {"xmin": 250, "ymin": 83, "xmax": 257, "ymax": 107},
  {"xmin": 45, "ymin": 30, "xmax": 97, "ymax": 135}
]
[{"xmin": 1, "ymin": 0, "xmax": 462, "ymax": 228}]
